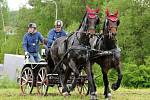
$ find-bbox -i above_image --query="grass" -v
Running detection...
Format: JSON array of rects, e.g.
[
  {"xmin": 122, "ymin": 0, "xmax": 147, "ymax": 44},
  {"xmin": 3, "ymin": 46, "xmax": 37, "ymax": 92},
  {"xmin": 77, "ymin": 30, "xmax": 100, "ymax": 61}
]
[{"xmin": 0, "ymin": 87, "xmax": 150, "ymax": 100}]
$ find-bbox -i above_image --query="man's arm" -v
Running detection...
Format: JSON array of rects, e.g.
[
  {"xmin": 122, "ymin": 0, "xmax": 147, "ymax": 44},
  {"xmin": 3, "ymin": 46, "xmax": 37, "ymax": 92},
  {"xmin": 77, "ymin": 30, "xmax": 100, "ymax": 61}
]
[
  {"xmin": 62, "ymin": 30, "xmax": 67, "ymax": 36},
  {"xmin": 22, "ymin": 34, "xmax": 28, "ymax": 52},
  {"xmin": 47, "ymin": 30, "xmax": 54, "ymax": 47},
  {"xmin": 38, "ymin": 32, "xmax": 44, "ymax": 44}
]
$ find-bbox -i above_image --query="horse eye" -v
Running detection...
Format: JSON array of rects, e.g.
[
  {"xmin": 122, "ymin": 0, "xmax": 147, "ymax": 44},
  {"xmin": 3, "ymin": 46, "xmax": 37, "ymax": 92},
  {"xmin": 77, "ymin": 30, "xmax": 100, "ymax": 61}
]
[{"xmin": 106, "ymin": 21, "xmax": 109, "ymax": 26}]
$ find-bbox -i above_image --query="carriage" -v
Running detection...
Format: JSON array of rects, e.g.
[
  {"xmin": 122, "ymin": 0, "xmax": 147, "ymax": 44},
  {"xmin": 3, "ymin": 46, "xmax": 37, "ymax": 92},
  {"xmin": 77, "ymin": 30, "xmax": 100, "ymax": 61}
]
[{"xmin": 19, "ymin": 48, "xmax": 91, "ymax": 96}]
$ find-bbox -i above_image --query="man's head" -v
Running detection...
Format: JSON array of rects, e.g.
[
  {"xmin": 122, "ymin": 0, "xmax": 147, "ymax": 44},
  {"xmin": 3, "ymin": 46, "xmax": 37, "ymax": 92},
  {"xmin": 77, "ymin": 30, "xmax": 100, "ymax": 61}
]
[
  {"xmin": 28, "ymin": 23, "xmax": 37, "ymax": 34},
  {"xmin": 54, "ymin": 20, "xmax": 63, "ymax": 32}
]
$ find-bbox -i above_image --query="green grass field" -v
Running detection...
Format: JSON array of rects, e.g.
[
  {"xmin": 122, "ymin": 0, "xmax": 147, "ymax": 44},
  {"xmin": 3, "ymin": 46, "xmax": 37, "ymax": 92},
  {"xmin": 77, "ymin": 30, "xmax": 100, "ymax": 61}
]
[{"xmin": 0, "ymin": 87, "xmax": 150, "ymax": 100}]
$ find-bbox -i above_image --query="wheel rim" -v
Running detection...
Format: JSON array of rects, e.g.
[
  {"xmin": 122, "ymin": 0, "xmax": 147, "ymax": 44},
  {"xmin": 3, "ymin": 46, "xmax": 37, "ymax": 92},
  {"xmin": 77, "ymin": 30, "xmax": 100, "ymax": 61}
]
[
  {"xmin": 76, "ymin": 69, "xmax": 89, "ymax": 96},
  {"xmin": 36, "ymin": 67, "xmax": 48, "ymax": 96},
  {"xmin": 20, "ymin": 67, "xmax": 34, "ymax": 95}
]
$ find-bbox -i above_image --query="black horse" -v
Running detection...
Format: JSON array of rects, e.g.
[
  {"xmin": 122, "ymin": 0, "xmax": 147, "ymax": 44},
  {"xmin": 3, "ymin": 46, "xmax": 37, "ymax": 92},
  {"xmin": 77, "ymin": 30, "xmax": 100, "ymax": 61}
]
[
  {"xmin": 49, "ymin": 6, "xmax": 100, "ymax": 99},
  {"xmin": 89, "ymin": 8, "xmax": 122, "ymax": 99}
]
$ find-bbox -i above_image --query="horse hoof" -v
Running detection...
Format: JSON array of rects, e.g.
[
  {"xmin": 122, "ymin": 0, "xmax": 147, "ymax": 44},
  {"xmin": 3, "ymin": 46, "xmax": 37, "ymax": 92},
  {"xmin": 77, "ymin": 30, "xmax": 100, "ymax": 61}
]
[
  {"xmin": 95, "ymin": 92, "xmax": 97, "ymax": 95},
  {"xmin": 68, "ymin": 92, "xmax": 71, "ymax": 96},
  {"xmin": 90, "ymin": 94, "xmax": 97, "ymax": 100},
  {"xmin": 105, "ymin": 98, "xmax": 109, "ymax": 100},
  {"xmin": 62, "ymin": 92, "xmax": 69, "ymax": 96},
  {"xmin": 68, "ymin": 85, "xmax": 74, "ymax": 92},
  {"xmin": 111, "ymin": 83, "xmax": 119, "ymax": 91},
  {"xmin": 108, "ymin": 93, "xmax": 112, "ymax": 97},
  {"xmin": 105, "ymin": 96, "xmax": 112, "ymax": 100},
  {"xmin": 90, "ymin": 96, "xmax": 98, "ymax": 100},
  {"xmin": 104, "ymin": 93, "xmax": 111, "ymax": 99}
]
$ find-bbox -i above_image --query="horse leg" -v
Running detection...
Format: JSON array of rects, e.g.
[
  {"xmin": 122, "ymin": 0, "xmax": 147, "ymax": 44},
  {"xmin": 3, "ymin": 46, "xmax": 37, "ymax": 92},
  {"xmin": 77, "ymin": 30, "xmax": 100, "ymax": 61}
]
[
  {"xmin": 62, "ymin": 58, "xmax": 79, "ymax": 95},
  {"xmin": 111, "ymin": 63, "xmax": 123, "ymax": 91},
  {"xmin": 81, "ymin": 64, "xmax": 95, "ymax": 96},
  {"xmin": 91, "ymin": 65, "xmax": 97, "ymax": 94},
  {"xmin": 61, "ymin": 67, "xmax": 71, "ymax": 96},
  {"xmin": 58, "ymin": 64, "xmax": 65, "ymax": 92},
  {"xmin": 87, "ymin": 64, "xmax": 97, "ymax": 96},
  {"xmin": 69, "ymin": 66, "xmax": 91, "ymax": 95},
  {"xmin": 102, "ymin": 69, "xmax": 111, "ymax": 98},
  {"xmin": 68, "ymin": 59, "xmax": 79, "ymax": 92},
  {"xmin": 83, "ymin": 67, "xmax": 90, "ymax": 96},
  {"xmin": 68, "ymin": 73, "xmax": 78, "ymax": 92},
  {"xmin": 86, "ymin": 62, "xmax": 97, "ymax": 100}
]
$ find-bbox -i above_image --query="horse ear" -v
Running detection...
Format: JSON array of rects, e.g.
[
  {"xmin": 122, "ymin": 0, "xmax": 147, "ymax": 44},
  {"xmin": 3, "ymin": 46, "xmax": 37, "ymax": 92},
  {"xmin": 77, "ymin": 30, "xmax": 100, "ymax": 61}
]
[
  {"xmin": 114, "ymin": 10, "xmax": 119, "ymax": 17},
  {"xmin": 86, "ymin": 5, "xmax": 91, "ymax": 12},
  {"xmin": 106, "ymin": 8, "xmax": 110, "ymax": 16},
  {"xmin": 95, "ymin": 7, "xmax": 100, "ymax": 13}
]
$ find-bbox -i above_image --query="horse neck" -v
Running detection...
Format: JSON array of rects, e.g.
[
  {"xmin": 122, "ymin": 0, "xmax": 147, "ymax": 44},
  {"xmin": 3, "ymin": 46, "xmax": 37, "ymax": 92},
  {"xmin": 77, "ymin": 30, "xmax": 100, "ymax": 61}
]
[
  {"xmin": 78, "ymin": 27, "xmax": 84, "ymax": 32},
  {"xmin": 68, "ymin": 31, "xmax": 90, "ymax": 48},
  {"xmin": 103, "ymin": 35, "xmax": 117, "ymax": 50},
  {"xmin": 89, "ymin": 35, "xmax": 99, "ymax": 49},
  {"xmin": 99, "ymin": 23, "xmax": 116, "ymax": 50},
  {"xmin": 67, "ymin": 33, "xmax": 79, "ymax": 47},
  {"xmin": 77, "ymin": 13, "xmax": 88, "ymax": 32},
  {"xmin": 68, "ymin": 13, "xmax": 91, "ymax": 47}
]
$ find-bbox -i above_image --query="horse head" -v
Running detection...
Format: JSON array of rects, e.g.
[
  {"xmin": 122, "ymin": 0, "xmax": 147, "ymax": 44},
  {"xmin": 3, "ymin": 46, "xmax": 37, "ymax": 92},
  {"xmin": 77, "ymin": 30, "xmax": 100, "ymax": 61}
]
[
  {"xmin": 103, "ymin": 8, "xmax": 120, "ymax": 40},
  {"xmin": 79, "ymin": 6, "xmax": 100, "ymax": 34},
  {"xmin": 76, "ymin": 6, "xmax": 100, "ymax": 47},
  {"xmin": 85, "ymin": 5, "xmax": 100, "ymax": 34}
]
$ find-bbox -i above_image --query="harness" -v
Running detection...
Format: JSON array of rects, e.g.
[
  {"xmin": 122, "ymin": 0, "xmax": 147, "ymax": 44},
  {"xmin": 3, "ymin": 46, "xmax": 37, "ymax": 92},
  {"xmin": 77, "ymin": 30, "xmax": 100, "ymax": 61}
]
[{"xmin": 52, "ymin": 46, "xmax": 91, "ymax": 73}]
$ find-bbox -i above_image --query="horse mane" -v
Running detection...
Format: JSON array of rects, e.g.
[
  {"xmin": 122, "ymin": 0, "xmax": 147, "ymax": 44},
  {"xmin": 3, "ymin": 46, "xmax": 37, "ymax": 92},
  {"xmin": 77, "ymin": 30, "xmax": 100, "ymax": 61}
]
[
  {"xmin": 77, "ymin": 12, "xmax": 87, "ymax": 31},
  {"xmin": 103, "ymin": 18, "xmax": 109, "ymax": 34},
  {"xmin": 102, "ymin": 19, "xmax": 106, "ymax": 34}
]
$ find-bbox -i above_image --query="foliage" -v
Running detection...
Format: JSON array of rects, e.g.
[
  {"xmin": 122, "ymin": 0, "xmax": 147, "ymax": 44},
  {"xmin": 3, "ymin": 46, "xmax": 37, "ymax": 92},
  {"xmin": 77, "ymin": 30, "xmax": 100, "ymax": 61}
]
[
  {"xmin": 66, "ymin": 21, "xmax": 80, "ymax": 33},
  {"xmin": 122, "ymin": 61, "xmax": 150, "ymax": 88},
  {"xmin": 0, "ymin": 75, "xmax": 19, "ymax": 89}
]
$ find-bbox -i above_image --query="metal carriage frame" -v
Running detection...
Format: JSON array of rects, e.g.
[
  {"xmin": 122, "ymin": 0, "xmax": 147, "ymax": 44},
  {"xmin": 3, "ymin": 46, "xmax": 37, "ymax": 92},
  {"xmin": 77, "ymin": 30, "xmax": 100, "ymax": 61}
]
[{"xmin": 20, "ymin": 54, "xmax": 88, "ymax": 96}]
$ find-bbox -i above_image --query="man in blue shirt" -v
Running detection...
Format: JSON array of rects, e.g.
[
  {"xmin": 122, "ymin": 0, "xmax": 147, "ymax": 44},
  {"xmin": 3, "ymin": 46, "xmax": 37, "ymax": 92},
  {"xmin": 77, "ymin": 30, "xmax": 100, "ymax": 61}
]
[
  {"xmin": 22, "ymin": 23, "xmax": 44, "ymax": 63},
  {"xmin": 47, "ymin": 20, "xmax": 67, "ymax": 48}
]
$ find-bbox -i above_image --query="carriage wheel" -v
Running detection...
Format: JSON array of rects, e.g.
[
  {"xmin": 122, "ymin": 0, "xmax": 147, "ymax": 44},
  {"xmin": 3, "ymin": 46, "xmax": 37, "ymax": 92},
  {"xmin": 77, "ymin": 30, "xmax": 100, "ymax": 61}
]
[
  {"xmin": 77, "ymin": 79, "xmax": 88, "ymax": 96},
  {"xmin": 20, "ymin": 67, "xmax": 34, "ymax": 95},
  {"xmin": 36, "ymin": 67, "xmax": 49, "ymax": 96},
  {"xmin": 77, "ymin": 69, "xmax": 89, "ymax": 96}
]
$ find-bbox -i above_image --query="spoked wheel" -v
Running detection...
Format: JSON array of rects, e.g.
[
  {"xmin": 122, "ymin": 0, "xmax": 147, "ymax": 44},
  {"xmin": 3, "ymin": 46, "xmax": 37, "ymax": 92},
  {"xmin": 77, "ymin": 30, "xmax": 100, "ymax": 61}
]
[
  {"xmin": 77, "ymin": 79, "xmax": 89, "ymax": 96},
  {"xmin": 20, "ymin": 67, "xmax": 34, "ymax": 95},
  {"xmin": 77, "ymin": 69, "xmax": 89, "ymax": 96},
  {"xmin": 36, "ymin": 67, "xmax": 49, "ymax": 96}
]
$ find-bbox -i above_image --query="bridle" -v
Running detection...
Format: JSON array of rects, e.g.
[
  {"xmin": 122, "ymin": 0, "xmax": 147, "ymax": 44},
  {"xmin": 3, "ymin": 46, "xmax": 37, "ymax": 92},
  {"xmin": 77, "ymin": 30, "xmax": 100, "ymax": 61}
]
[{"xmin": 104, "ymin": 18, "xmax": 120, "ymax": 39}]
